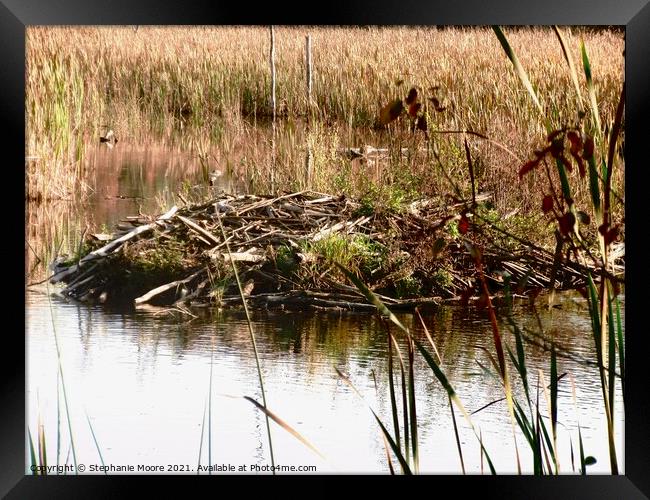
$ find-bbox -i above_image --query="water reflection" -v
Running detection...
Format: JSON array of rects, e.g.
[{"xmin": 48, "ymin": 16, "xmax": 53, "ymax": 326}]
[
  {"xmin": 25, "ymin": 127, "xmax": 623, "ymax": 474},
  {"xmin": 26, "ymin": 288, "xmax": 623, "ymax": 474}
]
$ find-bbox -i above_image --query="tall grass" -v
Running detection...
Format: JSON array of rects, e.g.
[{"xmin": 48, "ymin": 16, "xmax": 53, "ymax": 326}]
[{"xmin": 27, "ymin": 26, "xmax": 623, "ymax": 204}]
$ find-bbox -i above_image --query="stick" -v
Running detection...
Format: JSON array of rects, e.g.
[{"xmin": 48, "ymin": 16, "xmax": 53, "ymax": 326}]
[
  {"xmin": 135, "ymin": 268, "xmax": 207, "ymax": 306},
  {"xmin": 270, "ymin": 25, "xmax": 276, "ymax": 121},
  {"xmin": 306, "ymin": 35, "xmax": 312, "ymax": 111}
]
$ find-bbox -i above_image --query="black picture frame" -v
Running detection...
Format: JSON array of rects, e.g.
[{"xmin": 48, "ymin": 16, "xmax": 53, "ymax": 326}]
[{"xmin": 7, "ymin": 0, "xmax": 649, "ymax": 497}]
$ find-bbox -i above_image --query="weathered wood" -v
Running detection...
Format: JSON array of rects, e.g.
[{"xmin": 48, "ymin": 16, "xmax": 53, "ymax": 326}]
[
  {"xmin": 177, "ymin": 215, "xmax": 221, "ymax": 246},
  {"xmin": 51, "ymin": 206, "xmax": 178, "ymax": 284},
  {"xmin": 52, "ymin": 189, "xmax": 614, "ymax": 310},
  {"xmin": 135, "ymin": 267, "xmax": 206, "ymax": 306}
]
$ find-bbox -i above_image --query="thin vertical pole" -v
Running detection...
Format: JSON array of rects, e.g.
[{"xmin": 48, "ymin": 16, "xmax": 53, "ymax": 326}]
[
  {"xmin": 306, "ymin": 35, "xmax": 312, "ymax": 114},
  {"xmin": 270, "ymin": 26, "xmax": 276, "ymax": 121},
  {"xmin": 269, "ymin": 26, "xmax": 277, "ymax": 192}
]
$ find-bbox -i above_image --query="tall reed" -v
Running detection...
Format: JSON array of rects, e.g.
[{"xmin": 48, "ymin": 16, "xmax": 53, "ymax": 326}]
[{"xmin": 493, "ymin": 24, "xmax": 624, "ymax": 473}]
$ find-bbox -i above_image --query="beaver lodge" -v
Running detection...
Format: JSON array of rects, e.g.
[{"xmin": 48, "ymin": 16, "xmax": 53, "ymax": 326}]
[{"xmin": 48, "ymin": 190, "xmax": 622, "ymax": 312}]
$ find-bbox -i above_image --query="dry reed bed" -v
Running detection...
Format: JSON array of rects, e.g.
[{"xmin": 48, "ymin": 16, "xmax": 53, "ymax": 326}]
[
  {"xmin": 47, "ymin": 190, "xmax": 607, "ymax": 311},
  {"xmin": 26, "ymin": 26, "xmax": 624, "ymax": 203}
]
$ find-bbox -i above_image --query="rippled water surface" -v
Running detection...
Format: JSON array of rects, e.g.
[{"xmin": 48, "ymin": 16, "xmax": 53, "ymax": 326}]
[{"xmin": 26, "ymin": 287, "xmax": 624, "ymax": 474}]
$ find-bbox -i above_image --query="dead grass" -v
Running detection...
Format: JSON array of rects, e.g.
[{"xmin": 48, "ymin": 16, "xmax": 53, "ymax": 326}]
[{"xmin": 26, "ymin": 26, "xmax": 624, "ymax": 223}]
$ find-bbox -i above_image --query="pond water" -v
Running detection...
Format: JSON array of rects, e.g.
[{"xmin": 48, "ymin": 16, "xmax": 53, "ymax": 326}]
[
  {"xmin": 26, "ymin": 288, "xmax": 624, "ymax": 474},
  {"xmin": 25, "ymin": 136, "xmax": 624, "ymax": 474}
]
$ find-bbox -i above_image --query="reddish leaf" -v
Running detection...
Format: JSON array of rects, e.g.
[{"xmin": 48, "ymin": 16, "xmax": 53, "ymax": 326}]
[
  {"xmin": 558, "ymin": 212, "xmax": 576, "ymax": 235},
  {"xmin": 576, "ymin": 287, "xmax": 588, "ymax": 299},
  {"xmin": 567, "ymin": 131, "xmax": 582, "ymax": 154},
  {"xmin": 527, "ymin": 287, "xmax": 543, "ymax": 300},
  {"xmin": 519, "ymin": 157, "xmax": 542, "ymax": 178},
  {"xmin": 379, "ymin": 99, "xmax": 404, "ymax": 125},
  {"xmin": 408, "ymin": 102, "xmax": 421, "ymax": 117},
  {"xmin": 542, "ymin": 195, "xmax": 554, "ymax": 214},
  {"xmin": 405, "ymin": 87, "xmax": 418, "ymax": 105},
  {"xmin": 582, "ymin": 136, "xmax": 595, "ymax": 160},
  {"xmin": 550, "ymin": 139, "xmax": 564, "ymax": 158},
  {"xmin": 571, "ymin": 151, "xmax": 586, "ymax": 178},
  {"xmin": 604, "ymin": 226, "xmax": 619, "ymax": 246},
  {"xmin": 598, "ymin": 222, "xmax": 610, "ymax": 235},
  {"xmin": 459, "ymin": 213, "xmax": 470, "ymax": 235}
]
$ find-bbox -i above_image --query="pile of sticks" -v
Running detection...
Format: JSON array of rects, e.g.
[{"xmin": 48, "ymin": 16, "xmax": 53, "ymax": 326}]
[{"xmin": 47, "ymin": 190, "xmax": 613, "ymax": 311}]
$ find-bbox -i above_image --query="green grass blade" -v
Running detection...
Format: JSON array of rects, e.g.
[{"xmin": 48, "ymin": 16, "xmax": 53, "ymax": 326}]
[
  {"xmin": 407, "ymin": 339, "xmax": 419, "ymax": 473},
  {"xmin": 586, "ymin": 273, "xmax": 602, "ymax": 355},
  {"xmin": 28, "ymin": 428, "xmax": 39, "ymax": 475},
  {"xmin": 615, "ymin": 297, "xmax": 625, "ymax": 405},
  {"xmin": 534, "ymin": 382, "xmax": 542, "ymax": 475},
  {"xmin": 579, "ymin": 426, "xmax": 586, "ymax": 475},
  {"xmin": 492, "ymin": 26, "xmax": 544, "ymax": 118},
  {"xmin": 513, "ymin": 400, "xmax": 535, "ymax": 449},
  {"xmin": 46, "ymin": 283, "xmax": 78, "ymax": 472},
  {"xmin": 333, "ymin": 261, "xmax": 409, "ymax": 335},
  {"xmin": 587, "ymin": 155, "xmax": 602, "ymax": 215},
  {"xmin": 607, "ymin": 298, "xmax": 616, "ymax": 423},
  {"xmin": 556, "ymin": 157, "xmax": 574, "ymax": 207},
  {"xmin": 371, "ymin": 369, "xmax": 396, "ymax": 475},
  {"xmin": 197, "ymin": 397, "xmax": 207, "ymax": 474},
  {"xmin": 508, "ymin": 318, "xmax": 530, "ymax": 400},
  {"xmin": 550, "ymin": 345, "xmax": 558, "ymax": 472},
  {"xmin": 416, "ymin": 308, "xmax": 442, "ymax": 363},
  {"xmin": 552, "ymin": 26, "xmax": 584, "ymax": 114},
  {"xmin": 56, "ymin": 369, "xmax": 60, "ymax": 469},
  {"xmin": 581, "ymin": 40, "xmax": 602, "ymax": 134},
  {"xmin": 85, "ymin": 413, "xmax": 106, "ymax": 473},
  {"xmin": 538, "ymin": 408, "xmax": 557, "ymax": 473},
  {"xmin": 449, "ymin": 395, "xmax": 466, "ymax": 474},
  {"xmin": 478, "ymin": 429, "xmax": 483, "ymax": 474},
  {"xmin": 391, "ymin": 336, "xmax": 410, "ymax": 464},
  {"xmin": 208, "ymin": 335, "xmax": 214, "ymax": 475},
  {"xmin": 387, "ymin": 333, "xmax": 402, "ymax": 460},
  {"xmin": 604, "ymin": 83, "xmax": 625, "ymax": 226}
]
